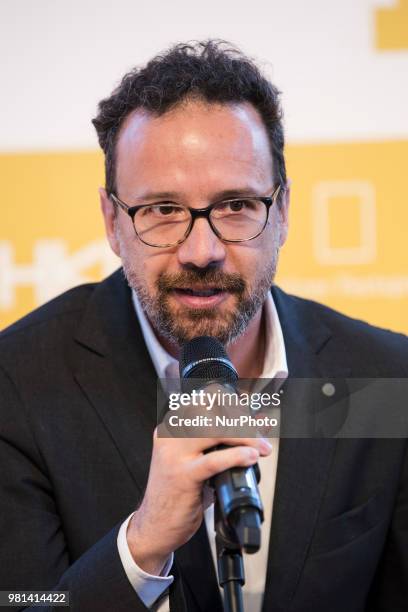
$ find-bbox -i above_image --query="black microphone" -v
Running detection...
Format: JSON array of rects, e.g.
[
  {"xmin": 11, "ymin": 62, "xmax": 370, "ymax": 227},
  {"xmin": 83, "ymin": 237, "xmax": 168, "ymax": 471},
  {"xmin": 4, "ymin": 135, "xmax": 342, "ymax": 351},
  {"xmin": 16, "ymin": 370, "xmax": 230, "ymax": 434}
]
[{"xmin": 179, "ymin": 336, "xmax": 264, "ymax": 553}]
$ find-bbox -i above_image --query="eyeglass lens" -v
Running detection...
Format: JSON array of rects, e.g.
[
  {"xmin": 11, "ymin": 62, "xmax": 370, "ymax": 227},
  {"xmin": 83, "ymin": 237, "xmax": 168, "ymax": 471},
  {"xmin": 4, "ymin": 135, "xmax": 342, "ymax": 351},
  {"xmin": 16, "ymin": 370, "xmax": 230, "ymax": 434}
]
[{"xmin": 134, "ymin": 199, "xmax": 268, "ymax": 246}]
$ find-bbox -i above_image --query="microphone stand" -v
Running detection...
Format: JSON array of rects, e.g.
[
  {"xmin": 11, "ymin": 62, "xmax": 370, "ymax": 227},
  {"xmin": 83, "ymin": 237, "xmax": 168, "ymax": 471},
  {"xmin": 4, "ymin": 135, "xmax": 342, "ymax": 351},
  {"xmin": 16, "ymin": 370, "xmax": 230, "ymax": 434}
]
[
  {"xmin": 214, "ymin": 463, "xmax": 262, "ymax": 612},
  {"xmin": 215, "ymin": 501, "xmax": 245, "ymax": 612}
]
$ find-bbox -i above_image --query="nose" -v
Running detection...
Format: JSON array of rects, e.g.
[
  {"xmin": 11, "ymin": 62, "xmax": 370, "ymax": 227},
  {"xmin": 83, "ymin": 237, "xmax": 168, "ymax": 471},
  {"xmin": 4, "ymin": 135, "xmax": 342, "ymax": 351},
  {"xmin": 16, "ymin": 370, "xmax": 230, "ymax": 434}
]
[{"xmin": 177, "ymin": 216, "xmax": 226, "ymax": 269}]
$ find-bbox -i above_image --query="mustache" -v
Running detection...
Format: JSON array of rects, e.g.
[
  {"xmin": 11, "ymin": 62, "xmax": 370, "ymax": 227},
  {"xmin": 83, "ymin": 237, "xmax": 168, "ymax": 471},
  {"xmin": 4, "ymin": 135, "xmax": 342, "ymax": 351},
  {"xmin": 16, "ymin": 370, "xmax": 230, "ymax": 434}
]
[{"xmin": 157, "ymin": 269, "xmax": 246, "ymax": 294}]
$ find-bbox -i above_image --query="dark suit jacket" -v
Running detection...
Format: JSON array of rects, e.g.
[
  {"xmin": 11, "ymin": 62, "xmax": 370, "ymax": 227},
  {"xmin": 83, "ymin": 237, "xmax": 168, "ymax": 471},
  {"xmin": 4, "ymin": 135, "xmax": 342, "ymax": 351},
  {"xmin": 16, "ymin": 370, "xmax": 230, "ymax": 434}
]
[{"xmin": 0, "ymin": 269, "xmax": 408, "ymax": 612}]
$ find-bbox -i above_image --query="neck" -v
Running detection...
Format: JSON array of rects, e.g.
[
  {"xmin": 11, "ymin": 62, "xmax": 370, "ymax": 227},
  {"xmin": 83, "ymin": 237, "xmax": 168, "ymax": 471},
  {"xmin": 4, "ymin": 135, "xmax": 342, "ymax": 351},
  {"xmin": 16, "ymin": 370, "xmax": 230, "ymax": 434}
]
[{"xmin": 155, "ymin": 305, "xmax": 266, "ymax": 379}]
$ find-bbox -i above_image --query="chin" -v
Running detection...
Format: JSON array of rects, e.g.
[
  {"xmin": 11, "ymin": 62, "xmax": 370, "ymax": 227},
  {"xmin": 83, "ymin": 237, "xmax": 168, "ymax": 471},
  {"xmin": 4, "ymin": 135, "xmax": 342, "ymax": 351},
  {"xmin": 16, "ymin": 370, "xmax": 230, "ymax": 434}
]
[{"xmin": 166, "ymin": 309, "xmax": 245, "ymax": 346}]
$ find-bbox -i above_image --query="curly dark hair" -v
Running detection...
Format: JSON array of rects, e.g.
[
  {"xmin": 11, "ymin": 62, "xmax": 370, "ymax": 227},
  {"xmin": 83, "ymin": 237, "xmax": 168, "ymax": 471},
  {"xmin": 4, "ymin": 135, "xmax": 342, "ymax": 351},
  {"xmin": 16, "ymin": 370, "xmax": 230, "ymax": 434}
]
[{"xmin": 92, "ymin": 40, "xmax": 286, "ymax": 204}]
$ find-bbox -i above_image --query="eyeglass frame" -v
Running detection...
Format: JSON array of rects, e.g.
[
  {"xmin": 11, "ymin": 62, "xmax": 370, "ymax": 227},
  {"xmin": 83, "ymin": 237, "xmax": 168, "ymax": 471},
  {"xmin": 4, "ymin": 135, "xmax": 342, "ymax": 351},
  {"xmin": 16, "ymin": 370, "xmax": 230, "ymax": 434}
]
[{"xmin": 109, "ymin": 183, "xmax": 283, "ymax": 248}]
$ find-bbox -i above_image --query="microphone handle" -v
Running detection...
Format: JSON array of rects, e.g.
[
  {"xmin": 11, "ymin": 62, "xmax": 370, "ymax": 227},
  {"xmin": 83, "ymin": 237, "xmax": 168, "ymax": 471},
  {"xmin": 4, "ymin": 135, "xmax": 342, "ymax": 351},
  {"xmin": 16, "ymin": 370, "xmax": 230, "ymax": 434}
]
[{"xmin": 210, "ymin": 444, "xmax": 263, "ymax": 553}]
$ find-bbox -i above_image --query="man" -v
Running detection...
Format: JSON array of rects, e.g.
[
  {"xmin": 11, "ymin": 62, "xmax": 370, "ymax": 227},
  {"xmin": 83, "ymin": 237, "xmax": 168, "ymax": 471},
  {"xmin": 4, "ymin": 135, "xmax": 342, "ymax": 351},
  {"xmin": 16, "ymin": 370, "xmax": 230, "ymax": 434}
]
[{"xmin": 0, "ymin": 41, "xmax": 407, "ymax": 612}]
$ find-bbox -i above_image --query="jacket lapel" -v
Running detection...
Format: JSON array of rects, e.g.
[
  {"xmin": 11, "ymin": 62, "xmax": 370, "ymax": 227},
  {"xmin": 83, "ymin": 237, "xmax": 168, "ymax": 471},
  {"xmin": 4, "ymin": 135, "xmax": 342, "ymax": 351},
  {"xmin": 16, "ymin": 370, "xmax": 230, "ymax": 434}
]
[
  {"xmin": 72, "ymin": 270, "xmax": 219, "ymax": 610},
  {"xmin": 261, "ymin": 287, "xmax": 351, "ymax": 611},
  {"xmin": 175, "ymin": 523, "xmax": 223, "ymax": 612},
  {"xmin": 73, "ymin": 270, "xmax": 158, "ymax": 496}
]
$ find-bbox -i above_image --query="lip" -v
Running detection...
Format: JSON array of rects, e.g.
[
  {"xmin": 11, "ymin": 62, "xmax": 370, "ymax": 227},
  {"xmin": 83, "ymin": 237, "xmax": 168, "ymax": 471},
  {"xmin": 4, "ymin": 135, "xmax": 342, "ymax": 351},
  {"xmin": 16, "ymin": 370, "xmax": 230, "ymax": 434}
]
[{"xmin": 171, "ymin": 288, "xmax": 230, "ymax": 308}]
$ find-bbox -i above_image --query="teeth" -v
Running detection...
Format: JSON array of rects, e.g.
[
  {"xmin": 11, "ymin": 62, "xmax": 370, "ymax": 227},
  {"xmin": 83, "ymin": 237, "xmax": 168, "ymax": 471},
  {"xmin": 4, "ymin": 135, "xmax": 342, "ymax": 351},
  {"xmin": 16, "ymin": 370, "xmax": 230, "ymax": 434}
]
[
  {"xmin": 194, "ymin": 291, "xmax": 216, "ymax": 297},
  {"xmin": 179, "ymin": 288, "xmax": 220, "ymax": 297}
]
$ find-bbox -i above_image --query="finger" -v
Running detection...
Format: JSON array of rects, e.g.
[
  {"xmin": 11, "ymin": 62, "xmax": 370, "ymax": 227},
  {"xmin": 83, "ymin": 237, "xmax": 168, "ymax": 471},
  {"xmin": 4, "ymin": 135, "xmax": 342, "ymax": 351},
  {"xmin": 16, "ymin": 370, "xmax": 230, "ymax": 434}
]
[
  {"xmin": 195, "ymin": 436, "xmax": 272, "ymax": 455},
  {"xmin": 153, "ymin": 433, "xmax": 272, "ymax": 457},
  {"xmin": 192, "ymin": 445, "xmax": 260, "ymax": 482}
]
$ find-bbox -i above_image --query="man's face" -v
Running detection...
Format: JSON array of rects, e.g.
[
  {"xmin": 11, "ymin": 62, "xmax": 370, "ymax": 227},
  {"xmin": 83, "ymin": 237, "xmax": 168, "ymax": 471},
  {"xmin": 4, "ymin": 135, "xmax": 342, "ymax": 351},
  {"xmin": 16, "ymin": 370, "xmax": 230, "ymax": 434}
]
[{"xmin": 100, "ymin": 100, "xmax": 289, "ymax": 347}]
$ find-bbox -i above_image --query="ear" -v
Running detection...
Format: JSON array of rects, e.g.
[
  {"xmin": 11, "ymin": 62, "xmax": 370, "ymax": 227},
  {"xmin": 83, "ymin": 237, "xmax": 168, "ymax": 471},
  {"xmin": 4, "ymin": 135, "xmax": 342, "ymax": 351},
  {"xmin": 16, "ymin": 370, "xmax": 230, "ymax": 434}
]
[
  {"xmin": 278, "ymin": 181, "xmax": 290, "ymax": 247},
  {"xmin": 99, "ymin": 188, "xmax": 120, "ymax": 256}
]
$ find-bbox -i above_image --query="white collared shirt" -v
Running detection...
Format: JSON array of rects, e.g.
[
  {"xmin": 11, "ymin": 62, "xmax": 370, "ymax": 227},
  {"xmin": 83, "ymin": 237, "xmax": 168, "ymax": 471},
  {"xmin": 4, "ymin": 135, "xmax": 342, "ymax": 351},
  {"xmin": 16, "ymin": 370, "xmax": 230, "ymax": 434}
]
[{"xmin": 117, "ymin": 289, "xmax": 288, "ymax": 611}]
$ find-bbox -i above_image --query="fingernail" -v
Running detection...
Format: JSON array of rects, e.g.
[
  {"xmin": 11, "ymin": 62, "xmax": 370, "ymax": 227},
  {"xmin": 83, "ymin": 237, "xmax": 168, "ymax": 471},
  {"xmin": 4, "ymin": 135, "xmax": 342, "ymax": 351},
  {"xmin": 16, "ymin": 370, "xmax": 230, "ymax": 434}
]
[
  {"xmin": 248, "ymin": 448, "xmax": 259, "ymax": 461},
  {"xmin": 260, "ymin": 439, "xmax": 272, "ymax": 452}
]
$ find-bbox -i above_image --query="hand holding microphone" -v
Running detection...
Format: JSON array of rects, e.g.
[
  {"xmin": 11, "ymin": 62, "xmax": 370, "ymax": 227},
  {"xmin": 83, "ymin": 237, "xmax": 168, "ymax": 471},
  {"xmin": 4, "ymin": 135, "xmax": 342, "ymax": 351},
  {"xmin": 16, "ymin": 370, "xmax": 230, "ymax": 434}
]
[
  {"xmin": 179, "ymin": 336, "xmax": 264, "ymax": 554},
  {"xmin": 126, "ymin": 337, "xmax": 270, "ymax": 575}
]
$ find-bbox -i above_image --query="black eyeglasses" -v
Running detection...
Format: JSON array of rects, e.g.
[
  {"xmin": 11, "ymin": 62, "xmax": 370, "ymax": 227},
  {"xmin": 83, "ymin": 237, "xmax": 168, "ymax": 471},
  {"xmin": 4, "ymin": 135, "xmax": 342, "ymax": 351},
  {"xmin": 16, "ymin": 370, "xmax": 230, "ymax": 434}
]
[{"xmin": 109, "ymin": 184, "xmax": 282, "ymax": 248}]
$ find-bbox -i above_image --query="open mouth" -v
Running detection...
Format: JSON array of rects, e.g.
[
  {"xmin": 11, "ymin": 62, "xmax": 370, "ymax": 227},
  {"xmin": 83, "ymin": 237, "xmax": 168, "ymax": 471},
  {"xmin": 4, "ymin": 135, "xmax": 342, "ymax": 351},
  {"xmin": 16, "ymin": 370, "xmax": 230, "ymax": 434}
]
[
  {"xmin": 171, "ymin": 287, "xmax": 229, "ymax": 307},
  {"xmin": 174, "ymin": 287, "xmax": 224, "ymax": 297}
]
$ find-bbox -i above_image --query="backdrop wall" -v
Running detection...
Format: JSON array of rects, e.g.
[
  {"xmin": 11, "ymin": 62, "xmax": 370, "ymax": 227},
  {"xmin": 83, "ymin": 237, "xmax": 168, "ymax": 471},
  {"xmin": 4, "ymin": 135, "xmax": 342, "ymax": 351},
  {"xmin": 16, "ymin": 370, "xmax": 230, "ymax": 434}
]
[{"xmin": 1, "ymin": 0, "xmax": 407, "ymax": 332}]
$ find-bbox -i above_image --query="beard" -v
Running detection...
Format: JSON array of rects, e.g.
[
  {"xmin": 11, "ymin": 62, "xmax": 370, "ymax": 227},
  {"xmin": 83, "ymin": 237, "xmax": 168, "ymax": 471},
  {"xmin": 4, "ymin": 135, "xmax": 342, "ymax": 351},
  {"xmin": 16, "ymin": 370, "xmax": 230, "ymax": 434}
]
[
  {"xmin": 116, "ymin": 215, "xmax": 280, "ymax": 347},
  {"xmin": 121, "ymin": 258, "xmax": 278, "ymax": 347}
]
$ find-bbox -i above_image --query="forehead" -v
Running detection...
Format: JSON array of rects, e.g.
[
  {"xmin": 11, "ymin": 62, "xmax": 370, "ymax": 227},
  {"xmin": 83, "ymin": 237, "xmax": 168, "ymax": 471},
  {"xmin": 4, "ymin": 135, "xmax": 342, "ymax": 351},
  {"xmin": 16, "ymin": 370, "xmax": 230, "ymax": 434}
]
[{"xmin": 115, "ymin": 100, "xmax": 274, "ymax": 198}]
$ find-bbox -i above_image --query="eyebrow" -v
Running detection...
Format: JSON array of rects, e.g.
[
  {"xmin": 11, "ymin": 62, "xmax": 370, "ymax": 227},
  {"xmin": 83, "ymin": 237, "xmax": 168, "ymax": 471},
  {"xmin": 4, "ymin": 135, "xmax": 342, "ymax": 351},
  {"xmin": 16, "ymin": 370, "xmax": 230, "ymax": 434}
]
[{"xmin": 128, "ymin": 187, "xmax": 267, "ymax": 203}]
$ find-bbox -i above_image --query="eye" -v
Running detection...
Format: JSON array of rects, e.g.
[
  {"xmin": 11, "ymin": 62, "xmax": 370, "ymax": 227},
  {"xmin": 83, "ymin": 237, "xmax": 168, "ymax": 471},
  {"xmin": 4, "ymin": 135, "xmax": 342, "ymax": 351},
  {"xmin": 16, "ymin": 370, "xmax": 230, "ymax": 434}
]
[
  {"xmin": 229, "ymin": 201, "xmax": 245, "ymax": 212},
  {"xmin": 141, "ymin": 204, "xmax": 185, "ymax": 217},
  {"xmin": 215, "ymin": 199, "xmax": 258, "ymax": 214},
  {"xmin": 156, "ymin": 205, "xmax": 178, "ymax": 216}
]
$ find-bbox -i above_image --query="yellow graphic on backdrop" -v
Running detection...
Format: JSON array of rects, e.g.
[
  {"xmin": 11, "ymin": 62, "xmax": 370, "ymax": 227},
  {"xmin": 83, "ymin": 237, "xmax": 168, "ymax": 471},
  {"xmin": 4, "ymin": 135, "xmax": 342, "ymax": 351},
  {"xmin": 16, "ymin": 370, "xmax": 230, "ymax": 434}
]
[
  {"xmin": 375, "ymin": 0, "xmax": 408, "ymax": 50},
  {"xmin": 0, "ymin": 151, "xmax": 118, "ymax": 327},
  {"xmin": 1, "ymin": 142, "xmax": 408, "ymax": 333},
  {"xmin": 312, "ymin": 182, "xmax": 377, "ymax": 265}
]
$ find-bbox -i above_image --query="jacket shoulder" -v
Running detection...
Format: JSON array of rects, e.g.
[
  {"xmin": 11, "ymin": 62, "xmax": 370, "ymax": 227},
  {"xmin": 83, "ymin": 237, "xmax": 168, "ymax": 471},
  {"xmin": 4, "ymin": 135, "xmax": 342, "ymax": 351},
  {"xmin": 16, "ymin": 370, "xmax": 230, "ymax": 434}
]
[
  {"xmin": 299, "ymin": 294, "xmax": 406, "ymax": 347},
  {"xmin": 0, "ymin": 282, "xmax": 97, "ymax": 350},
  {"xmin": 272, "ymin": 287, "xmax": 408, "ymax": 374}
]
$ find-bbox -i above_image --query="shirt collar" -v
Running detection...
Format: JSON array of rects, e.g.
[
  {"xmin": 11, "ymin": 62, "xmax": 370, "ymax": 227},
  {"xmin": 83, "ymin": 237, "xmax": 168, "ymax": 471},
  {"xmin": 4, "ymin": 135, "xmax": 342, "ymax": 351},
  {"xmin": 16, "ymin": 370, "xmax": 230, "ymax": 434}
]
[
  {"xmin": 132, "ymin": 289, "xmax": 288, "ymax": 380},
  {"xmin": 132, "ymin": 291, "xmax": 178, "ymax": 380}
]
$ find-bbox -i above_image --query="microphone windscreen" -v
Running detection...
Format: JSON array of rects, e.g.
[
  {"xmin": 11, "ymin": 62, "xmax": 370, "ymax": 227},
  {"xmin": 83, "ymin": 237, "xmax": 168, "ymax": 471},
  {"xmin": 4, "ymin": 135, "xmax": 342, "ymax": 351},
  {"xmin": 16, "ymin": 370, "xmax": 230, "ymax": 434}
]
[{"xmin": 179, "ymin": 336, "xmax": 238, "ymax": 383}]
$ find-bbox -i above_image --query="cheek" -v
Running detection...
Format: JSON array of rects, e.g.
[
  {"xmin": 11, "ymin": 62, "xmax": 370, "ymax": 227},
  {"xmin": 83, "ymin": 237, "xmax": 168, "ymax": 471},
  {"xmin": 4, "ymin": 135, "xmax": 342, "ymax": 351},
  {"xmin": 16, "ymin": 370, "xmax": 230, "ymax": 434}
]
[
  {"xmin": 115, "ymin": 226, "xmax": 150, "ymax": 281},
  {"xmin": 115, "ymin": 218, "xmax": 136, "ymax": 255},
  {"xmin": 138, "ymin": 251, "xmax": 175, "ymax": 288},
  {"xmin": 226, "ymin": 242, "xmax": 266, "ymax": 277},
  {"xmin": 232, "ymin": 231, "xmax": 279, "ymax": 285},
  {"xmin": 257, "ymin": 217, "xmax": 282, "ymax": 255}
]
